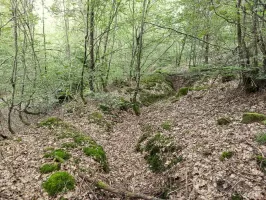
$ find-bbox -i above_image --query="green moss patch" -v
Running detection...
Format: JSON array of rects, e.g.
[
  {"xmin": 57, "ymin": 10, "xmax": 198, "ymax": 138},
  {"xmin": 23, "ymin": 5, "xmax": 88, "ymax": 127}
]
[
  {"xmin": 42, "ymin": 171, "xmax": 75, "ymax": 196},
  {"xmin": 61, "ymin": 142, "xmax": 78, "ymax": 149},
  {"xmin": 217, "ymin": 117, "xmax": 231, "ymax": 125},
  {"xmin": 40, "ymin": 163, "xmax": 61, "ymax": 174},
  {"xmin": 83, "ymin": 145, "xmax": 109, "ymax": 172},
  {"xmin": 38, "ymin": 117, "xmax": 63, "ymax": 128},
  {"xmin": 256, "ymin": 155, "xmax": 266, "ymax": 172},
  {"xmin": 220, "ymin": 151, "xmax": 233, "ymax": 161},
  {"xmin": 140, "ymin": 133, "xmax": 182, "ymax": 172},
  {"xmin": 161, "ymin": 121, "xmax": 172, "ymax": 130},
  {"xmin": 255, "ymin": 133, "xmax": 266, "ymax": 145},
  {"xmin": 231, "ymin": 193, "xmax": 243, "ymax": 200},
  {"xmin": 242, "ymin": 112, "xmax": 266, "ymax": 124},
  {"xmin": 44, "ymin": 149, "xmax": 71, "ymax": 163},
  {"xmin": 88, "ymin": 112, "xmax": 114, "ymax": 132},
  {"xmin": 73, "ymin": 134, "xmax": 95, "ymax": 146},
  {"xmin": 176, "ymin": 87, "xmax": 189, "ymax": 97}
]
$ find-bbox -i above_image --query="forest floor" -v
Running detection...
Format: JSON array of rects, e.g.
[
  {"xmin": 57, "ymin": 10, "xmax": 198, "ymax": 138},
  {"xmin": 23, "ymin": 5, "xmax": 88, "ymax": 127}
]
[{"xmin": 1, "ymin": 80, "xmax": 266, "ymax": 200}]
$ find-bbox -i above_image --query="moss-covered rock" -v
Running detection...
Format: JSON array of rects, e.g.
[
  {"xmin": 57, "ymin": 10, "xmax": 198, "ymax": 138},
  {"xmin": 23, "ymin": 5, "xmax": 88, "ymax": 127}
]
[
  {"xmin": 83, "ymin": 145, "xmax": 109, "ymax": 172},
  {"xmin": 44, "ymin": 149, "xmax": 71, "ymax": 163},
  {"xmin": 217, "ymin": 117, "xmax": 231, "ymax": 125},
  {"xmin": 40, "ymin": 163, "xmax": 61, "ymax": 174},
  {"xmin": 242, "ymin": 112, "xmax": 266, "ymax": 124},
  {"xmin": 42, "ymin": 171, "xmax": 75, "ymax": 196}
]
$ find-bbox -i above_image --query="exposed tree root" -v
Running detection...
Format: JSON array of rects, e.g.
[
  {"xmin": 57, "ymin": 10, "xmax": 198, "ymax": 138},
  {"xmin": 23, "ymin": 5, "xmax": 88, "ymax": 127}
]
[{"xmin": 79, "ymin": 173, "xmax": 163, "ymax": 200}]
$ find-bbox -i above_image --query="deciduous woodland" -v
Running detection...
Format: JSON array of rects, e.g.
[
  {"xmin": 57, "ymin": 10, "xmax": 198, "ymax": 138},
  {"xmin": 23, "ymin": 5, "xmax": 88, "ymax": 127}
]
[{"xmin": 1, "ymin": 0, "xmax": 266, "ymax": 199}]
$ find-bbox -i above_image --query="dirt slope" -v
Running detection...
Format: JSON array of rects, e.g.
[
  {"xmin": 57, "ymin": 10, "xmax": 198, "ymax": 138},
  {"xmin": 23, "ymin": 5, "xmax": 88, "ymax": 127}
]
[{"xmin": 1, "ymin": 81, "xmax": 266, "ymax": 200}]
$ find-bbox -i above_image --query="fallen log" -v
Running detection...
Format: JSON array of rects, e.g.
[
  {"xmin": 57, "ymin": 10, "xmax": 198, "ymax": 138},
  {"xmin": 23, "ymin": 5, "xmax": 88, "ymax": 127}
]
[{"xmin": 79, "ymin": 173, "xmax": 163, "ymax": 200}]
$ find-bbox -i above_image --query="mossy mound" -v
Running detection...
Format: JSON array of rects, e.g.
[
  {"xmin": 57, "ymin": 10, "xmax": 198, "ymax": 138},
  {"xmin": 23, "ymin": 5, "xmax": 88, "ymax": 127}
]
[
  {"xmin": 138, "ymin": 133, "xmax": 182, "ymax": 172},
  {"xmin": 40, "ymin": 163, "xmax": 61, "ymax": 174},
  {"xmin": 140, "ymin": 73, "xmax": 174, "ymax": 90},
  {"xmin": 42, "ymin": 171, "xmax": 75, "ymax": 196},
  {"xmin": 83, "ymin": 144, "xmax": 109, "ymax": 172},
  {"xmin": 217, "ymin": 117, "xmax": 231, "ymax": 125},
  {"xmin": 242, "ymin": 112, "xmax": 266, "ymax": 124},
  {"xmin": 139, "ymin": 73, "xmax": 175, "ymax": 106},
  {"xmin": 44, "ymin": 149, "xmax": 71, "ymax": 163},
  {"xmin": 220, "ymin": 151, "xmax": 233, "ymax": 161}
]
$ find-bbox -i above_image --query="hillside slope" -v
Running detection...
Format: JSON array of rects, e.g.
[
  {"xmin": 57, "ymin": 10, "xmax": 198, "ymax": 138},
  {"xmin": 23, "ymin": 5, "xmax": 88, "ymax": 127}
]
[{"xmin": 1, "ymin": 81, "xmax": 266, "ymax": 200}]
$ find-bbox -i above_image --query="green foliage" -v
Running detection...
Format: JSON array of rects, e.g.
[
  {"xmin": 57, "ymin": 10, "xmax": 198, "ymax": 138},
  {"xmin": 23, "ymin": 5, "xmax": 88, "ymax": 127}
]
[
  {"xmin": 217, "ymin": 117, "xmax": 231, "ymax": 125},
  {"xmin": 256, "ymin": 155, "xmax": 266, "ymax": 171},
  {"xmin": 161, "ymin": 121, "xmax": 172, "ymax": 130},
  {"xmin": 83, "ymin": 145, "xmax": 109, "ymax": 172},
  {"xmin": 73, "ymin": 135, "xmax": 95, "ymax": 146},
  {"xmin": 144, "ymin": 133, "xmax": 182, "ymax": 172},
  {"xmin": 140, "ymin": 92, "xmax": 172, "ymax": 106},
  {"xmin": 42, "ymin": 171, "xmax": 75, "ymax": 196},
  {"xmin": 38, "ymin": 117, "xmax": 63, "ymax": 128},
  {"xmin": 176, "ymin": 87, "xmax": 189, "ymax": 97},
  {"xmin": 220, "ymin": 151, "xmax": 233, "ymax": 161},
  {"xmin": 241, "ymin": 112, "xmax": 266, "ymax": 124},
  {"xmin": 98, "ymin": 104, "xmax": 111, "ymax": 113},
  {"xmin": 40, "ymin": 163, "xmax": 61, "ymax": 174},
  {"xmin": 140, "ymin": 73, "xmax": 173, "ymax": 90},
  {"xmin": 61, "ymin": 142, "xmax": 78, "ymax": 149},
  {"xmin": 231, "ymin": 193, "xmax": 243, "ymax": 200},
  {"xmin": 132, "ymin": 103, "xmax": 141, "ymax": 116},
  {"xmin": 44, "ymin": 149, "xmax": 71, "ymax": 163},
  {"xmin": 255, "ymin": 133, "xmax": 266, "ymax": 145},
  {"xmin": 88, "ymin": 112, "xmax": 104, "ymax": 124}
]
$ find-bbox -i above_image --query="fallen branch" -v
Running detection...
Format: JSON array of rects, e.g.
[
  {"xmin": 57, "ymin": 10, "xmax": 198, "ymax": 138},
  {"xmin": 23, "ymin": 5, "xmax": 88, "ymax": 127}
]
[{"xmin": 79, "ymin": 173, "xmax": 163, "ymax": 200}]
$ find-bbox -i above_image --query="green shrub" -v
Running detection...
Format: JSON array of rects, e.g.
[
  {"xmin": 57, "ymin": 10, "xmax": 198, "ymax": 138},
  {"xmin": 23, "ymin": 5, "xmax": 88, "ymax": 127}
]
[
  {"xmin": 40, "ymin": 163, "xmax": 61, "ymax": 174},
  {"xmin": 44, "ymin": 149, "xmax": 71, "ymax": 163},
  {"xmin": 88, "ymin": 112, "xmax": 104, "ymax": 124},
  {"xmin": 242, "ymin": 112, "xmax": 266, "ymax": 124},
  {"xmin": 83, "ymin": 145, "xmax": 109, "ymax": 172},
  {"xmin": 42, "ymin": 171, "xmax": 75, "ymax": 196},
  {"xmin": 98, "ymin": 104, "xmax": 111, "ymax": 113},
  {"xmin": 220, "ymin": 151, "xmax": 233, "ymax": 161},
  {"xmin": 255, "ymin": 133, "xmax": 266, "ymax": 145},
  {"xmin": 217, "ymin": 117, "xmax": 231, "ymax": 125}
]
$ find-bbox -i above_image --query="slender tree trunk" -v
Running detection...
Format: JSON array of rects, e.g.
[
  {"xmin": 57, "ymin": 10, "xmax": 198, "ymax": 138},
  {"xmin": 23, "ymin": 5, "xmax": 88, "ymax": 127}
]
[
  {"xmin": 42, "ymin": 0, "xmax": 47, "ymax": 73},
  {"xmin": 177, "ymin": 35, "xmax": 187, "ymax": 68},
  {"xmin": 89, "ymin": 0, "xmax": 95, "ymax": 92},
  {"xmin": 204, "ymin": 34, "xmax": 209, "ymax": 64},
  {"xmin": 8, "ymin": 0, "xmax": 19, "ymax": 134},
  {"xmin": 133, "ymin": 0, "xmax": 150, "ymax": 103}
]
